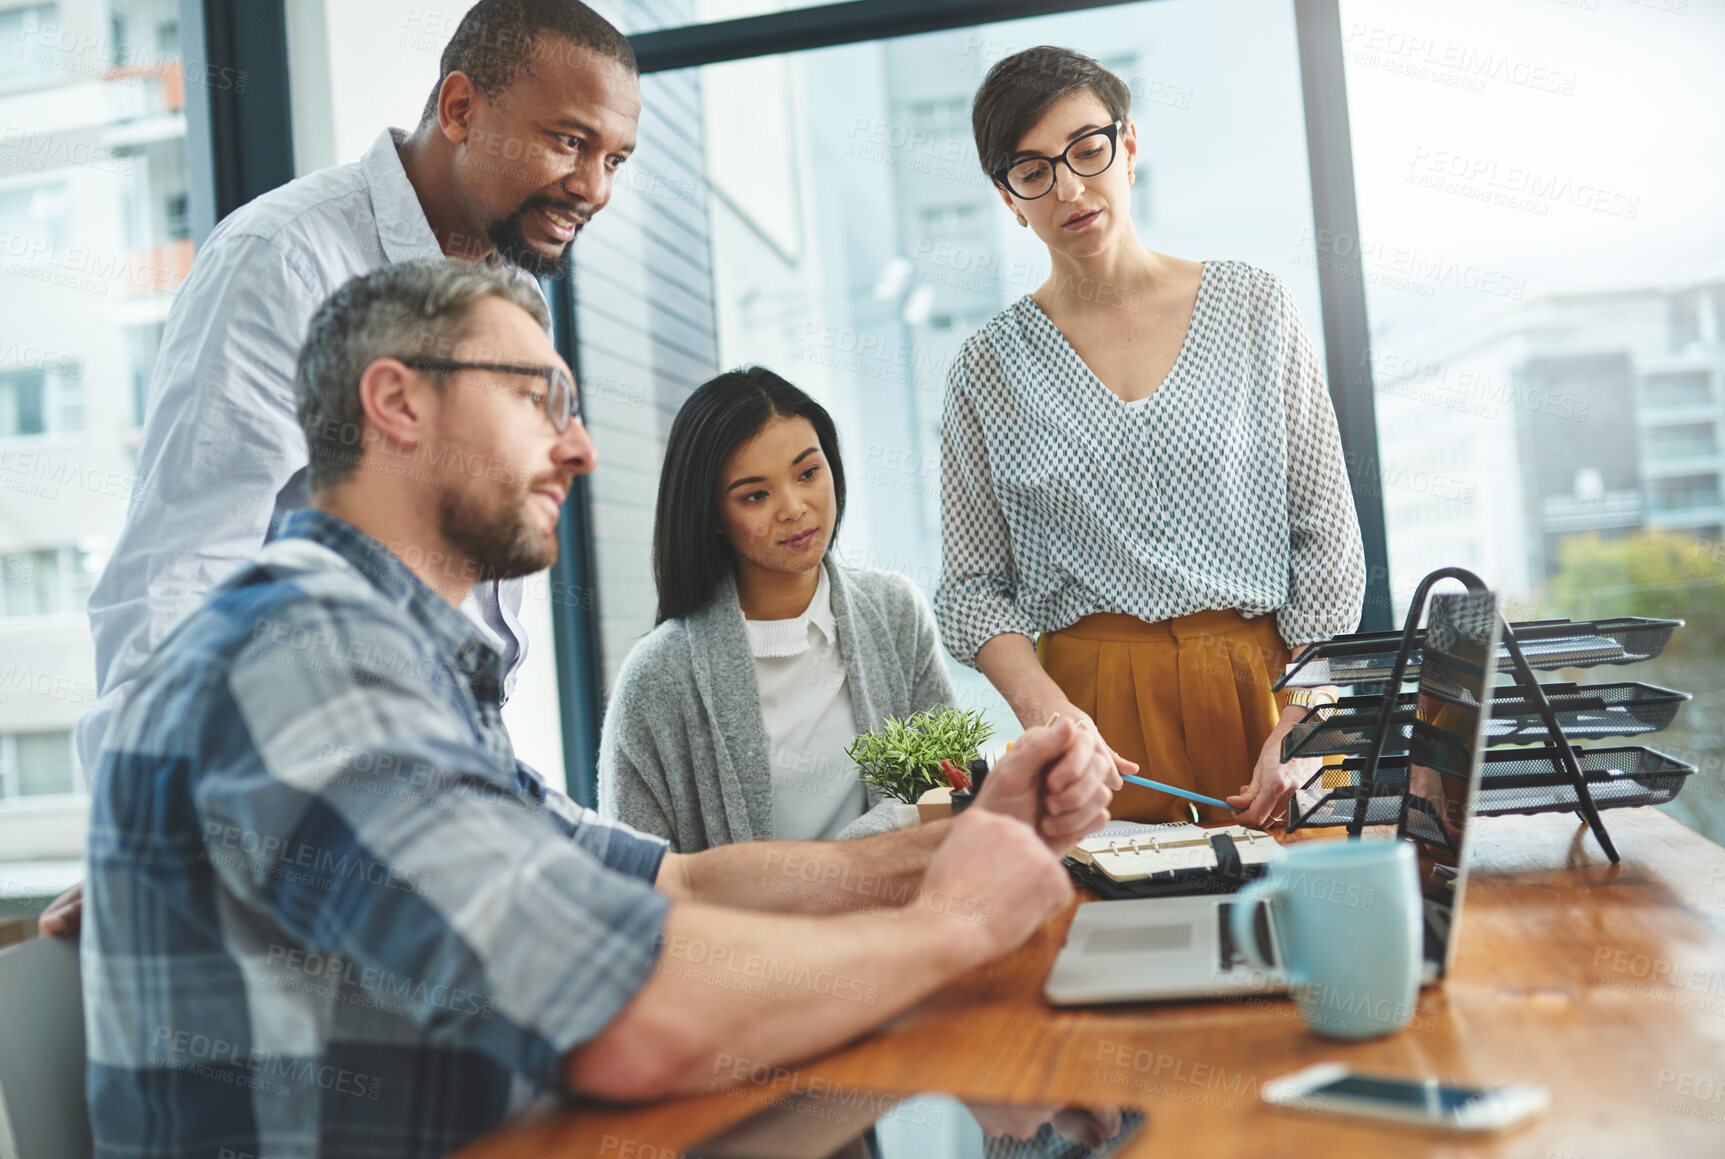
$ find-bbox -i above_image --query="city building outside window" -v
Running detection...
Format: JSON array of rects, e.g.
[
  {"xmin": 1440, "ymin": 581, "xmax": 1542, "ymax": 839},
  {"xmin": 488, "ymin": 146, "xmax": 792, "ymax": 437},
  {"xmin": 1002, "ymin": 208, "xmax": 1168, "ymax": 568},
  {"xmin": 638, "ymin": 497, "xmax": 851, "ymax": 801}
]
[
  {"xmin": 1345, "ymin": 0, "xmax": 1725, "ymax": 842},
  {"xmin": 0, "ymin": 0, "xmax": 192, "ymax": 890}
]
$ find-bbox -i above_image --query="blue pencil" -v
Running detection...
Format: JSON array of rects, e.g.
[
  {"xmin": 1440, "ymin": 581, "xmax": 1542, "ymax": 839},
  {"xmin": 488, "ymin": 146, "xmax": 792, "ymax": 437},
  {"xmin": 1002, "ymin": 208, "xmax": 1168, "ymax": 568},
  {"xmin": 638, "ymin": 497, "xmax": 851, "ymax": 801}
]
[{"xmin": 1120, "ymin": 773, "xmax": 1241, "ymax": 813}]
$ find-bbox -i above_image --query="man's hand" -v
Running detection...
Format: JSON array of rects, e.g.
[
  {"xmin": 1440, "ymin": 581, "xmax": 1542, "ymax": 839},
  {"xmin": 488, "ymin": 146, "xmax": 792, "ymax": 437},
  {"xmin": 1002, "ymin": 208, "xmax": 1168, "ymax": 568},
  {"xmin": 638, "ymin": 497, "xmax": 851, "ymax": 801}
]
[
  {"xmin": 918, "ymin": 808, "xmax": 1072, "ymax": 958},
  {"xmin": 39, "ymin": 881, "xmax": 83, "ymax": 938},
  {"xmin": 974, "ymin": 719, "xmax": 1115, "ymax": 856}
]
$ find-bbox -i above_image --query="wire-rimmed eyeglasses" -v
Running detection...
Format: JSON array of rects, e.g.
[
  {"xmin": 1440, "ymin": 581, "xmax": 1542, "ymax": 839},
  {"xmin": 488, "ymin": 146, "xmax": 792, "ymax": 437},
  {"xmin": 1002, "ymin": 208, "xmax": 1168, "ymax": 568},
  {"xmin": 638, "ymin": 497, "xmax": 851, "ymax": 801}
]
[{"xmin": 400, "ymin": 358, "xmax": 578, "ymax": 433}]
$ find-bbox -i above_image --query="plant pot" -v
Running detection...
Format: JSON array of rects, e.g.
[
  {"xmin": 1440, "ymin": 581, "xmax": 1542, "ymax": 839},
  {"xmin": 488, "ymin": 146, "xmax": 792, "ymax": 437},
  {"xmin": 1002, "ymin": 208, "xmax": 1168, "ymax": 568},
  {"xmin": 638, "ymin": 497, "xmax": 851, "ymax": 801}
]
[{"xmin": 916, "ymin": 786, "xmax": 953, "ymax": 824}]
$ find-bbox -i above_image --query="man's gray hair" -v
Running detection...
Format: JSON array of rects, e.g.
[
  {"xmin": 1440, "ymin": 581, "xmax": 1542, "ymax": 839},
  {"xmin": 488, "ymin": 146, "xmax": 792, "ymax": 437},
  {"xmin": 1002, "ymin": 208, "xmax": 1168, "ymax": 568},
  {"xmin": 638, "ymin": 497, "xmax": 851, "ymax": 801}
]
[{"xmin": 294, "ymin": 258, "xmax": 551, "ymax": 491}]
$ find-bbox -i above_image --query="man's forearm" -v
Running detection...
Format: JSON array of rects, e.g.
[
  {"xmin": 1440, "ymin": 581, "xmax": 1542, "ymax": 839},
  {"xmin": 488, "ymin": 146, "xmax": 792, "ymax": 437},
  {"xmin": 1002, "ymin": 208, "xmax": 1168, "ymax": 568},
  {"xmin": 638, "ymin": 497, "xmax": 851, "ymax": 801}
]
[
  {"xmin": 570, "ymin": 810, "xmax": 1069, "ymax": 1103},
  {"xmin": 665, "ymin": 820, "xmax": 950, "ymax": 914},
  {"xmin": 565, "ymin": 891, "xmax": 990, "ymax": 1101}
]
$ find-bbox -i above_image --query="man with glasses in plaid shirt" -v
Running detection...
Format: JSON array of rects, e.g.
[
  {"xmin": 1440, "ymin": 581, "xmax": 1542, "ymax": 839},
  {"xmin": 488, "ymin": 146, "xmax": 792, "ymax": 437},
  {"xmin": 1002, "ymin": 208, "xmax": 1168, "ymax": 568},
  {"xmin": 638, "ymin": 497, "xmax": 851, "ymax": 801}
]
[{"xmin": 80, "ymin": 260, "xmax": 1118, "ymax": 1158}]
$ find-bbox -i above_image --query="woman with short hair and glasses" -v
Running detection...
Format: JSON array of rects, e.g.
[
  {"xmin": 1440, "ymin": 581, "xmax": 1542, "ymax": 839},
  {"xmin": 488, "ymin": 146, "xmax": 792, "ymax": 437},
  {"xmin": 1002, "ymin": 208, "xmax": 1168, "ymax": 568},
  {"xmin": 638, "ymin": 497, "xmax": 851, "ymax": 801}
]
[{"xmin": 936, "ymin": 46, "xmax": 1365, "ymax": 828}]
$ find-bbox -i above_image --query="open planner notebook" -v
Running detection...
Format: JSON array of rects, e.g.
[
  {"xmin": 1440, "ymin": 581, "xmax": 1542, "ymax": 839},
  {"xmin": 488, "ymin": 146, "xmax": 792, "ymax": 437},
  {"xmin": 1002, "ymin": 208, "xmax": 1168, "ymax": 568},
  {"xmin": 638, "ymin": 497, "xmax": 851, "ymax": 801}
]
[{"xmin": 1069, "ymin": 821, "xmax": 1281, "ymax": 883}]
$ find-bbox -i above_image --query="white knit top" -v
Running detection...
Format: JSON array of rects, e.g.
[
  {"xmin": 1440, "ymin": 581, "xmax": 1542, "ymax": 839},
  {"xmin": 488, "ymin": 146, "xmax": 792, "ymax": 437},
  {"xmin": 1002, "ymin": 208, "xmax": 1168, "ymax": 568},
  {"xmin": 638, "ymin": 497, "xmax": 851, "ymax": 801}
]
[{"xmin": 742, "ymin": 567, "xmax": 866, "ymax": 841}]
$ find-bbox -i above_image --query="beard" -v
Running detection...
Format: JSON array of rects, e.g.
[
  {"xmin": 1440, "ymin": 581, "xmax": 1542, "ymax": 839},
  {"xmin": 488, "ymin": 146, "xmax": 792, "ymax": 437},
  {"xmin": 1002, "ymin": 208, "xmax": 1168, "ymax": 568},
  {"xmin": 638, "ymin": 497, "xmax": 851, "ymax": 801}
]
[
  {"xmin": 486, "ymin": 197, "xmax": 587, "ymax": 279},
  {"xmin": 438, "ymin": 477, "xmax": 562, "ymax": 582}
]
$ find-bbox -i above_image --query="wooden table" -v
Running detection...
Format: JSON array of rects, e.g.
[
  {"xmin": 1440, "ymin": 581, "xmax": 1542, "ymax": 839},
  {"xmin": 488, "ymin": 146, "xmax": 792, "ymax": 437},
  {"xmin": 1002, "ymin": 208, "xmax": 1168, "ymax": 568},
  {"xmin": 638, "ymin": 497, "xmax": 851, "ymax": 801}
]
[{"xmin": 458, "ymin": 809, "xmax": 1725, "ymax": 1157}]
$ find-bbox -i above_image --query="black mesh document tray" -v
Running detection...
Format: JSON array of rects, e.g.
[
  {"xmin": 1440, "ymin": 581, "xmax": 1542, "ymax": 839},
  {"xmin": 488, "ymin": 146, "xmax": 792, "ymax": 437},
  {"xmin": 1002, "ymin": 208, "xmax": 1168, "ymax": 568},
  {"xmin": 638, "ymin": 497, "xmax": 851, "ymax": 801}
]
[
  {"xmin": 1300, "ymin": 567, "xmax": 1691, "ymax": 866},
  {"xmin": 1282, "ymin": 681, "xmax": 1691, "ymax": 760},
  {"xmin": 1277, "ymin": 617, "xmax": 1681, "ymax": 689},
  {"xmin": 1287, "ymin": 745, "xmax": 1695, "ymax": 835}
]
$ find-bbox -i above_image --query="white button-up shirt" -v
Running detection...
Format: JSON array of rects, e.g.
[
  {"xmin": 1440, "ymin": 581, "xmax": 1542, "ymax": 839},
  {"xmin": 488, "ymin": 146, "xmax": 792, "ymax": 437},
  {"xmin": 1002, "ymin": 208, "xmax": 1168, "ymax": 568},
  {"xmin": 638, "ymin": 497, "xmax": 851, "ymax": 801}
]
[{"xmin": 80, "ymin": 129, "xmax": 534, "ymax": 772}]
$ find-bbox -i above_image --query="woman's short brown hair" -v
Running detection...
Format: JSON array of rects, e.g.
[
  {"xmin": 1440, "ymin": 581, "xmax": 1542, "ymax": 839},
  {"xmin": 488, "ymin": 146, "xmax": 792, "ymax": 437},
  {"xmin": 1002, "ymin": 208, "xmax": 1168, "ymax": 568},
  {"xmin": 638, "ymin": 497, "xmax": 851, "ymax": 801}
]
[{"xmin": 971, "ymin": 46, "xmax": 1132, "ymax": 182}]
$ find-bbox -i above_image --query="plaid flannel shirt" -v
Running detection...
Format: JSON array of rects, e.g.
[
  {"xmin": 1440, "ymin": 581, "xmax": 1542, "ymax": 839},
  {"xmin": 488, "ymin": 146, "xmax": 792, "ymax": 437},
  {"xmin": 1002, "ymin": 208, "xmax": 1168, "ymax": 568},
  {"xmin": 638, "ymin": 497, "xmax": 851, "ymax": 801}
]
[{"xmin": 83, "ymin": 509, "xmax": 670, "ymax": 1159}]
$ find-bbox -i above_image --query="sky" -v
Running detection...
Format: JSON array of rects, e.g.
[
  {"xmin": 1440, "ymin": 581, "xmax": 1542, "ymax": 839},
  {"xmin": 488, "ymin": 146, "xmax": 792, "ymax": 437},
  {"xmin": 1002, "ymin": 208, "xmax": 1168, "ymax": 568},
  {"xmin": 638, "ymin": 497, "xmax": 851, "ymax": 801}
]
[
  {"xmin": 681, "ymin": 0, "xmax": 1725, "ymax": 346},
  {"xmin": 1338, "ymin": 0, "xmax": 1725, "ymax": 343}
]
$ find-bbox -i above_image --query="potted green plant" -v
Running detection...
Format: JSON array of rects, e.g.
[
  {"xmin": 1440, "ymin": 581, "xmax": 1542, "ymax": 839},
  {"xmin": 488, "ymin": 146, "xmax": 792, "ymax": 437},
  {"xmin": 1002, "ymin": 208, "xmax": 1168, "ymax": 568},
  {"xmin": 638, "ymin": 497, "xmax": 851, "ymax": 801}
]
[{"xmin": 845, "ymin": 706, "xmax": 996, "ymax": 807}]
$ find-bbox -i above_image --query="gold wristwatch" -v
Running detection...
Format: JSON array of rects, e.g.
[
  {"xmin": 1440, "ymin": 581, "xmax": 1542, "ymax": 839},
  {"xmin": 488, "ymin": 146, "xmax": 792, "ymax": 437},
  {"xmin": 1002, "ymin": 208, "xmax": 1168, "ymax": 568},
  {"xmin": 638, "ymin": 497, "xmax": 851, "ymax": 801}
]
[{"xmin": 1284, "ymin": 688, "xmax": 1339, "ymax": 709}]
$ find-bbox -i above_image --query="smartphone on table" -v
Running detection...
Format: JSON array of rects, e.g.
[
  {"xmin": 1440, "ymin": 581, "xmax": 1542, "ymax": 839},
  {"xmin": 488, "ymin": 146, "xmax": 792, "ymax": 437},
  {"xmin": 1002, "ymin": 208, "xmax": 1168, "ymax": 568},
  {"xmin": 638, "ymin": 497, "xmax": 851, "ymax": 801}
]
[{"xmin": 1263, "ymin": 1063, "xmax": 1548, "ymax": 1132}]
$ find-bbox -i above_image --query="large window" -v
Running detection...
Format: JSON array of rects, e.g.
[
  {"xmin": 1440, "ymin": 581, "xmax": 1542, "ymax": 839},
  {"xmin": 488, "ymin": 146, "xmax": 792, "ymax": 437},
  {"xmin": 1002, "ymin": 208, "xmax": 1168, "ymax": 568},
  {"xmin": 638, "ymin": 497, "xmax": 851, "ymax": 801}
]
[
  {"xmin": 574, "ymin": 0, "xmax": 1326, "ymax": 738},
  {"xmin": 129, "ymin": 0, "xmax": 1720, "ymax": 855},
  {"xmin": 0, "ymin": 0, "xmax": 194, "ymax": 872},
  {"xmin": 1344, "ymin": 0, "xmax": 1725, "ymax": 843}
]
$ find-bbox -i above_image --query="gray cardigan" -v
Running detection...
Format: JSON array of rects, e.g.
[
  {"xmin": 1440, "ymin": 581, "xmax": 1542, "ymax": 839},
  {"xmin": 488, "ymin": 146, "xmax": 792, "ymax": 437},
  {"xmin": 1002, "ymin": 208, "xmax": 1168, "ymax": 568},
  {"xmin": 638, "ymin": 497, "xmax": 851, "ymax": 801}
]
[{"xmin": 598, "ymin": 559, "xmax": 958, "ymax": 852}]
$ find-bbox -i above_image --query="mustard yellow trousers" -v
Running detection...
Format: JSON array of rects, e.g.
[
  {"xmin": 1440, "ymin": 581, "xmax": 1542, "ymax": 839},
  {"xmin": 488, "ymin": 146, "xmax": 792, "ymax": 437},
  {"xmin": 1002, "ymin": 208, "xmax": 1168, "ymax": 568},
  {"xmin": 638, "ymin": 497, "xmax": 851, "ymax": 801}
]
[{"xmin": 1037, "ymin": 609, "xmax": 1290, "ymax": 824}]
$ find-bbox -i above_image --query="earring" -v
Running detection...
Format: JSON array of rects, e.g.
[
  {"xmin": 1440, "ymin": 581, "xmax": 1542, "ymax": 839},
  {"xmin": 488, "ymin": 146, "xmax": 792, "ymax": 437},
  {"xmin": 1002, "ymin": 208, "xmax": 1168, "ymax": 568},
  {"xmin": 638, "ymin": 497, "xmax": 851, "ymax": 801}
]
[
  {"xmin": 1016, "ymin": 213, "xmax": 1028, "ymax": 228},
  {"xmin": 1128, "ymin": 166, "xmax": 1136, "ymax": 186}
]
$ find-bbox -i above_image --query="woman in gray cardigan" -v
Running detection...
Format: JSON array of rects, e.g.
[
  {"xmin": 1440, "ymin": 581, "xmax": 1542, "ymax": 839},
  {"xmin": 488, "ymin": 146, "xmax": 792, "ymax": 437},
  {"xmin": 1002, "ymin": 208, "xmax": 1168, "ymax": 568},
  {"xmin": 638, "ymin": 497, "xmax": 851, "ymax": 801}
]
[{"xmin": 599, "ymin": 367, "xmax": 958, "ymax": 852}]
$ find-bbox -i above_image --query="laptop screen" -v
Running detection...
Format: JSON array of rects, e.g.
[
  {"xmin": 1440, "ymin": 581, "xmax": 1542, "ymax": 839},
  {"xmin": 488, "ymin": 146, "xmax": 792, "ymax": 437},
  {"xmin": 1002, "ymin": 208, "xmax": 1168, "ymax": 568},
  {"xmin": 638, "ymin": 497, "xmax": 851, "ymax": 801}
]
[{"xmin": 1407, "ymin": 590, "xmax": 1502, "ymax": 978}]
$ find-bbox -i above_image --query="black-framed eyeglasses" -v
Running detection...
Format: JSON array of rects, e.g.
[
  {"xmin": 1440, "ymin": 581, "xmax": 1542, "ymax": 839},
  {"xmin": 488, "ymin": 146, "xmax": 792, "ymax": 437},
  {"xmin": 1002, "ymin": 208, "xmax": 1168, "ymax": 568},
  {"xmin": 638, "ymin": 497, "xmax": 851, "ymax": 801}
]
[
  {"xmin": 400, "ymin": 358, "xmax": 578, "ymax": 433},
  {"xmin": 992, "ymin": 121, "xmax": 1124, "ymax": 201}
]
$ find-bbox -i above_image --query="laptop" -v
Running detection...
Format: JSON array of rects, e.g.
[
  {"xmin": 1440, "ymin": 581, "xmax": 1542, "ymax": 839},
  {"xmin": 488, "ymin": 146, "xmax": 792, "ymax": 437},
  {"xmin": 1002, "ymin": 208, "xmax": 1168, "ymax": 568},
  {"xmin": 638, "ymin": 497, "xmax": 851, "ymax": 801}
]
[{"xmin": 1044, "ymin": 590, "xmax": 1503, "ymax": 1005}]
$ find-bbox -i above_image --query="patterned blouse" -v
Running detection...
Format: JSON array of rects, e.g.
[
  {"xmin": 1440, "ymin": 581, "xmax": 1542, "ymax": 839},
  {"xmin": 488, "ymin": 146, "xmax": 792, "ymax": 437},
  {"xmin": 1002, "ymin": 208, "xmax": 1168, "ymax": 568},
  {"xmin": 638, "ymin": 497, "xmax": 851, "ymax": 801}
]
[{"xmin": 935, "ymin": 260, "xmax": 1366, "ymax": 667}]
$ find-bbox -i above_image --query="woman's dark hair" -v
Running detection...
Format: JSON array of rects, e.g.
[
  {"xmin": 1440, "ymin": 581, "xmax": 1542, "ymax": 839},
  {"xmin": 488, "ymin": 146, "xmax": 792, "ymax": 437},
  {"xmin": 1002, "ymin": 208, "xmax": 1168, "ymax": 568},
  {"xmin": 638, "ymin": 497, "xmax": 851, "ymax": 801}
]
[
  {"xmin": 971, "ymin": 46, "xmax": 1132, "ymax": 183},
  {"xmin": 654, "ymin": 366, "xmax": 847, "ymax": 624}
]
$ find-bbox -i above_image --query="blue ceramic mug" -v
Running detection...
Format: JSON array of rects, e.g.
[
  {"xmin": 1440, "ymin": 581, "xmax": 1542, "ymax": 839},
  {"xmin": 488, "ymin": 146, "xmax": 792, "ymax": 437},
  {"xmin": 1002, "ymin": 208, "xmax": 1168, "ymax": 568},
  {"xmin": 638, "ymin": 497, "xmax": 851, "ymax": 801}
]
[{"xmin": 1229, "ymin": 839, "xmax": 1422, "ymax": 1040}]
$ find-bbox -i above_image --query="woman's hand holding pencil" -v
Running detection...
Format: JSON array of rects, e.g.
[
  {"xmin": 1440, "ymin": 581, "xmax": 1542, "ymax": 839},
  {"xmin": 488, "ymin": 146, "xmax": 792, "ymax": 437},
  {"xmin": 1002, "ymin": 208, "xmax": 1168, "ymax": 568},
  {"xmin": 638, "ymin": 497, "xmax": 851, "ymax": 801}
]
[{"xmin": 1041, "ymin": 711, "xmax": 1242, "ymax": 816}]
